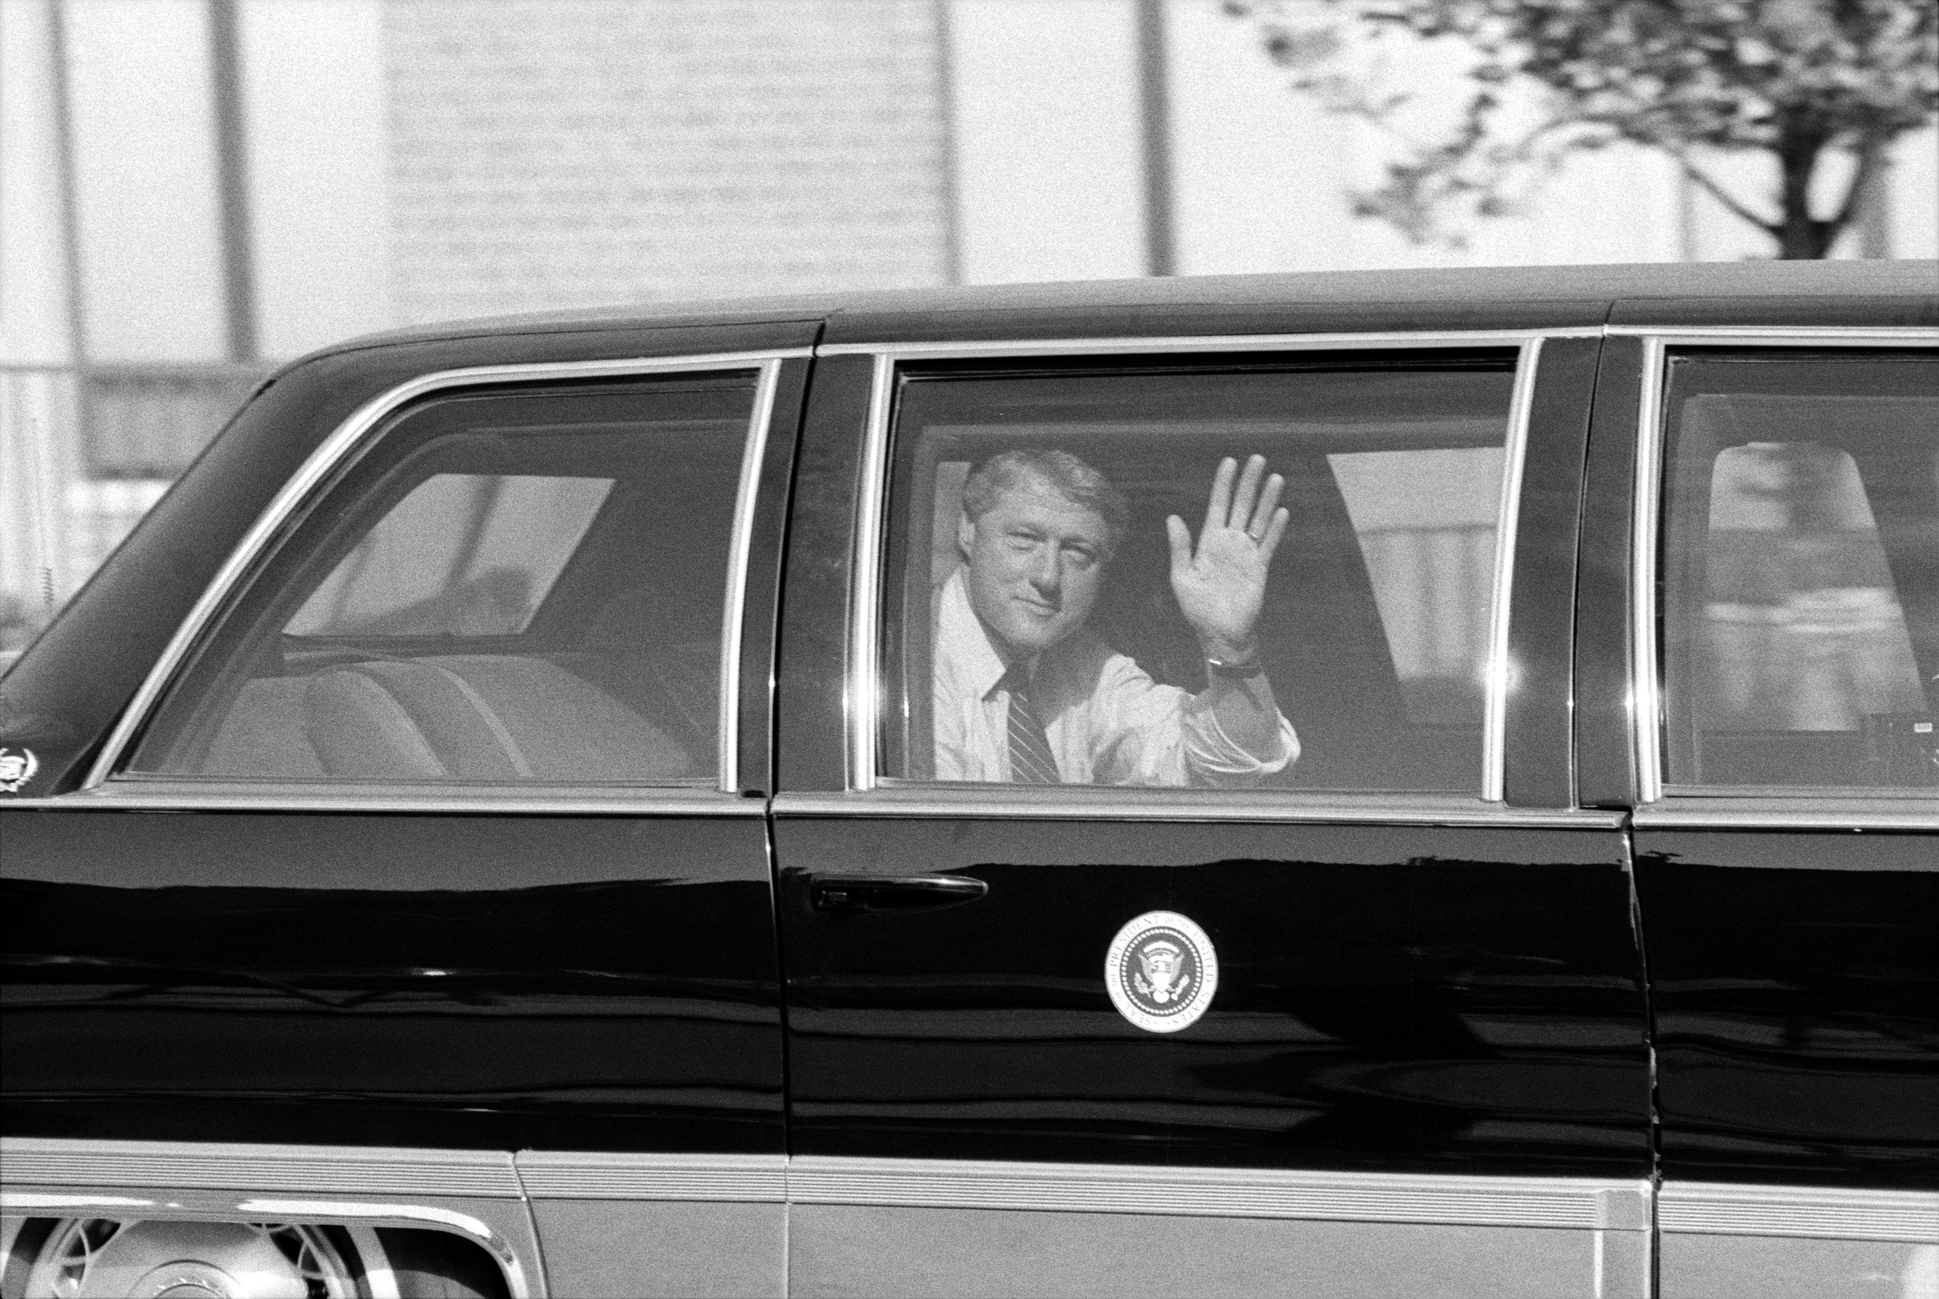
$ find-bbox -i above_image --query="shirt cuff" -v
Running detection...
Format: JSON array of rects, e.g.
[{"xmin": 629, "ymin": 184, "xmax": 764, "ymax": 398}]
[{"xmin": 1184, "ymin": 706, "xmax": 1299, "ymax": 781}]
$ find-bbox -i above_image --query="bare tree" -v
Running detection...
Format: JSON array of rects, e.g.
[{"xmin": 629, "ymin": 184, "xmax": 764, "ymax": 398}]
[{"xmin": 1226, "ymin": 0, "xmax": 1938, "ymax": 257}]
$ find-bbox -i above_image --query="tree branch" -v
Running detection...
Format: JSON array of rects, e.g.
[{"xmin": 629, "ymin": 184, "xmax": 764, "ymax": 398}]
[{"xmin": 1678, "ymin": 158, "xmax": 1779, "ymax": 234}]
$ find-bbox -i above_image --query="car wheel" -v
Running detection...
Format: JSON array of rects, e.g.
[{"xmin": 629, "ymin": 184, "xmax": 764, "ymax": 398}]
[{"xmin": 3, "ymin": 1218, "xmax": 394, "ymax": 1299}]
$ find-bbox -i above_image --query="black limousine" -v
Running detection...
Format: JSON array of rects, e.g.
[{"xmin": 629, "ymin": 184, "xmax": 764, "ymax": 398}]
[{"xmin": 3, "ymin": 261, "xmax": 1935, "ymax": 1298}]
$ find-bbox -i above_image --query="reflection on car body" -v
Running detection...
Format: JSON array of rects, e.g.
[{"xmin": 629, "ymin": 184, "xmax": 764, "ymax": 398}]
[{"xmin": 2, "ymin": 261, "xmax": 1935, "ymax": 1298}]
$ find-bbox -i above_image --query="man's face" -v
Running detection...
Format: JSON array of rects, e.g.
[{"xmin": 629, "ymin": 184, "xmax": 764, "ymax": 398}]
[{"xmin": 959, "ymin": 476, "xmax": 1110, "ymax": 658}]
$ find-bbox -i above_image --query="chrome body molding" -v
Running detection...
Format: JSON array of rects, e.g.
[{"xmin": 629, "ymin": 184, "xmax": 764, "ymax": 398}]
[
  {"xmin": 1659, "ymin": 1182, "xmax": 1939, "ymax": 1243},
  {"xmin": 1628, "ymin": 327, "xmax": 1939, "ymax": 807},
  {"xmin": 514, "ymin": 1151, "xmax": 786, "ymax": 1202},
  {"xmin": 814, "ymin": 328, "xmax": 1601, "ymax": 359},
  {"xmin": 0, "ymin": 1137, "xmax": 520, "ymax": 1198},
  {"xmin": 0, "ymin": 784, "xmax": 767, "ymax": 816},
  {"xmin": 82, "ymin": 350, "xmax": 801, "ymax": 795},
  {"xmin": 786, "ymin": 1157, "xmax": 1652, "ymax": 1231},
  {"xmin": 771, "ymin": 789, "xmax": 1625, "ymax": 828},
  {"xmin": 842, "ymin": 334, "xmax": 1542, "ymax": 797}
]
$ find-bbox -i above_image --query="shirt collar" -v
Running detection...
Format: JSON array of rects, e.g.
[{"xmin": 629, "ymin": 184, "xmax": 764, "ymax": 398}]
[{"xmin": 937, "ymin": 567, "xmax": 1024, "ymax": 702}]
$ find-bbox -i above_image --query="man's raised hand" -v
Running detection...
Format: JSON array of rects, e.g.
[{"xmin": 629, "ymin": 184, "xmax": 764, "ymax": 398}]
[{"xmin": 1165, "ymin": 454, "xmax": 1289, "ymax": 659}]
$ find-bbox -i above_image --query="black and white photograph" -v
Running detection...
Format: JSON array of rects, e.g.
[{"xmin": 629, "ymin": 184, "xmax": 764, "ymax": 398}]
[{"xmin": 2, "ymin": 1, "xmax": 1935, "ymax": 1295}]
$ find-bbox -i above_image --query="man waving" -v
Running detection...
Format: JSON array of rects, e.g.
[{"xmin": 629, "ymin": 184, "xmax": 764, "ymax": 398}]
[{"xmin": 933, "ymin": 448, "xmax": 1298, "ymax": 786}]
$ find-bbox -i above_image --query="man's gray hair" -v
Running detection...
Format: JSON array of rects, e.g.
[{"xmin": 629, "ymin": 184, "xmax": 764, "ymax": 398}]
[{"xmin": 961, "ymin": 449, "xmax": 1129, "ymax": 555}]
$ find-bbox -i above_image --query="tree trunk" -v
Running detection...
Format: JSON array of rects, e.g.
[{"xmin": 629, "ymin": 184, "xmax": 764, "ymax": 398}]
[{"xmin": 1775, "ymin": 114, "xmax": 1838, "ymax": 259}]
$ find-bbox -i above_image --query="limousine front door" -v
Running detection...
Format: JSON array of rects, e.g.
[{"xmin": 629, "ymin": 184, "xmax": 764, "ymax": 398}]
[
  {"xmin": 1, "ymin": 333, "xmax": 811, "ymax": 1298},
  {"xmin": 772, "ymin": 340, "xmax": 1653, "ymax": 1297}
]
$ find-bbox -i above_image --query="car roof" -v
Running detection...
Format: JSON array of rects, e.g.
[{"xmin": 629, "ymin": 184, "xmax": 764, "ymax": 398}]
[{"xmin": 321, "ymin": 259, "xmax": 1938, "ymax": 358}]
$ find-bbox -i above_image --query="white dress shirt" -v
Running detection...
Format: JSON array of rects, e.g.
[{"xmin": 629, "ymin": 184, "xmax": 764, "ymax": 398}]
[{"xmin": 931, "ymin": 568, "xmax": 1299, "ymax": 786}]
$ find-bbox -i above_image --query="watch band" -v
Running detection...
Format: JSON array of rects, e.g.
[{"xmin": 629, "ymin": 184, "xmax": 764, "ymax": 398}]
[{"xmin": 1206, "ymin": 653, "xmax": 1266, "ymax": 681}]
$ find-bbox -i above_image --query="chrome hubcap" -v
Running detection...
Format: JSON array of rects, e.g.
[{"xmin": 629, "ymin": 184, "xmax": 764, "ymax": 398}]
[{"xmin": 24, "ymin": 1220, "xmax": 362, "ymax": 1299}]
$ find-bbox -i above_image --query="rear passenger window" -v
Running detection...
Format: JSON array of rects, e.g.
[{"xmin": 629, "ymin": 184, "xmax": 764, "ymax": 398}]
[
  {"xmin": 878, "ymin": 355, "xmax": 1519, "ymax": 792},
  {"xmin": 1659, "ymin": 351, "xmax": 1939, "ymax": 791},
  {"xmin": 125, "ymin": 374, "xmax": 760, "ymax": 786}
]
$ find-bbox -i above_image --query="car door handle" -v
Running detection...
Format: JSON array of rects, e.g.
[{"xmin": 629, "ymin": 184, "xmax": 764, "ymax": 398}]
[{"xmin": 810, "ymin": 874, "xmax": 989, "ymax": 913}]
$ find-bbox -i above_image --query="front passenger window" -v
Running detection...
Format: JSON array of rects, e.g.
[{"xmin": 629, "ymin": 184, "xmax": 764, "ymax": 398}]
[{"xmin": 125, "ymin": 375, "xmax": 760, "ymax": 786}]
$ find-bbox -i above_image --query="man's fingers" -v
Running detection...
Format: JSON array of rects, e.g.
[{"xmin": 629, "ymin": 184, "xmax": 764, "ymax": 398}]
[
  {"xmin": 1203, "ymin": 457, "xmax": 1237, "ymax": 536},
  {"xmin": 1248, "ymin": 472, "xmax": 1284, "ymax": 538},
  {"xmin": 1165, "ymin": 514, "xmax": 1192, "ymax": 573},
  {"xmin": 1259, "ymin": 507, "xmax": 1290, "ymax": 565},
  {"xmin": 1228, "ymin": 455, "xmax": 1266, "ymax": 529}
]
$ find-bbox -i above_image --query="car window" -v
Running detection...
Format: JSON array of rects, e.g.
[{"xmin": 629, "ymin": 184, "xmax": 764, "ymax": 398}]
[
  {"xmin": 125, "ymin": 375, "xmax": 759, "ymax": 785},
  {"xmin": 286, "ymin": 473, "xmax": 614, "ymax": 638},
  {"xmin": 878, "ymin": 355, "xmax": 1519, "ymax": 792},
  {"xmin": 1658, "ymin": 351, "xmax": 1939, "ymax": 792}
]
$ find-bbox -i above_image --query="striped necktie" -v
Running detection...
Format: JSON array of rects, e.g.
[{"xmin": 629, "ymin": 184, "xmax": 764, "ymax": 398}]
[{"xmin": 1003, "ymin": 665, "xmax": 1060, "ymax": 784}]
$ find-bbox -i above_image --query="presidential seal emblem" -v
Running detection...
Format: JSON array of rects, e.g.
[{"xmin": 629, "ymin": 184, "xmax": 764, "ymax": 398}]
[
  {"xmin": 0, "ymin": 746, "xmax": 38, "ymax": 794},
  {"xmin": 1105, "ymin": 910, "xmax": 1218, "ymax": 1033}
]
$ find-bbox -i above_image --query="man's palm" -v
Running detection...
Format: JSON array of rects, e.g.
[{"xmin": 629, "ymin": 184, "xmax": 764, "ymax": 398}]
[{"xmin": 1167, "ymin": 455, "xmax": 1289, "ymax": 653}]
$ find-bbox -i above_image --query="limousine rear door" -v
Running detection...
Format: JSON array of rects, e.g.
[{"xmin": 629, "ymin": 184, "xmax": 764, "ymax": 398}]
[
  {"xmin": 1581, "ymin": 332, "xmax": 1939, "ymax": 1299},
  {"xmin": 772, "ymin": 335, "xmax": 1653, "ymax": 1297},
  {"xmin": 0, "ymin": 327, "xmax": 811, "ymax": 1298}
]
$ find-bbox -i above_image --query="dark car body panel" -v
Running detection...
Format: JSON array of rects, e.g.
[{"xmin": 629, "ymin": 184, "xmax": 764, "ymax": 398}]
[{"xmin": 2, "ymin": 810, "xmax": 782, "ymax": 1153}]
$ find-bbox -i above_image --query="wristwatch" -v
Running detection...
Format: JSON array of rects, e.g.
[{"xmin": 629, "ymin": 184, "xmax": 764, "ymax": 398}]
[{"xmin": 1206, "ymin": 652, "xmax": 1266, "ymax": 681}]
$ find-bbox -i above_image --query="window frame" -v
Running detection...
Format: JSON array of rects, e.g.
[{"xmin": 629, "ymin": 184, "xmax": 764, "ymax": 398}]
[
  {"xmin": 84, "ymin": 351, "xmax": 802, "ymax": 805},
  {"xmin": 832, "ymin": 331, "xmax": 1572, "ymax": 811},
  {"xmin": 1625, "ymin": 326, "xmax": 1939, "ymax": 827}
]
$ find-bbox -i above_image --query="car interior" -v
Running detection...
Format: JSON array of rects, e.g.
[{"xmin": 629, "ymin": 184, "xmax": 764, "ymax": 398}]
[
  {"xmin": 882, "ymin": 360, "xmax": 1518, "ymax": 793},
  {"xmin": 128, "ymin": 387, "xmax": 750, "ymax": 785},
  {"xmin": 1661, "ymin": 357, "xmax": 1939, "ymax": 791}
]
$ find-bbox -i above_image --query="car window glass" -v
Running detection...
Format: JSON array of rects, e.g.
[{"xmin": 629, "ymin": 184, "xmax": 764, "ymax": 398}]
[
  {"xmin": 286, "ymin": 474, "xmax": 613, "ymax": 637},
  {"xmin": 1659, "ymin": 352, "xmax": 1939, "ymax": 791},
  {"xmin": 879, "ymin": 356, "xmax": 1518, "ymax": 792},
  {"xmin": 126, "ymin": 375, "xmax": 758, "ymax": 786}
]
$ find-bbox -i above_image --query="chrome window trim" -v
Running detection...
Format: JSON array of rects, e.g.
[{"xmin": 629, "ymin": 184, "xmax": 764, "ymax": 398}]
[
  {"xmin": 1632, "ymin": 336, "xmax": 1671, "ymax": 803},
  {"xmin": 83, "ymin": 350, "xmax": 806, "ymax": 798},
  {"xmin": 1605, "ymin": 325, "xmax": 1939, "ymax": 344},
  {"xmin": 845, "ymin": 353, "xmax": 898, "ymax": 787},
  {"xmin": 787, "ymin": 1156, "xmax": 1651, "ymax": 1232},
  {"xmin": 720, "ymin": 357, "xmax": 787, "ymax": 789},
  {"xmin": 1630, "ymin": 327, "xmax": 1939, "ymax": 808},
  {"xmin": 1633, "ymin": 803, "xmax": 1939, "ymax": 833},
  {"xmin": 773, "ymin": 790, "xmax": 1624, "ymax": 828},
  {"xmin": 1657, "ymin": 1180, "xmax": 1939, "ymax": 1243},
  {"xmin": 816, "ymin": 328, "xmax": 1601, "ymax": 360},
  {"xmin": 1481, "ymin": 338, "xmax": 1542, "ymax": 801},
  {"xmin": 842, "ymin": 333, "xmax": 1550, "ymax": 801},
  {"xmin": 0, "ymin": 785, "xmax": 766, "ymax": 816}
]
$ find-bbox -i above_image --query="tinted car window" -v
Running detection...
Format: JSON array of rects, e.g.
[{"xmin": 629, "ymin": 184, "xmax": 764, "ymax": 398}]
[
  {"xmin": 126, "ymin": 376, "xmax": 758, "ymax": 785},
  {"xmin": 286, "ymin": 473, "xmax": 614, "ymax": 638},
  {"xmin": 1659, "ymin": 351, "xmax": 1939, "ymax": 790},
  {"xmin": 878, "ymin": 355, "xmax": 1518, "ymax": 792}
]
